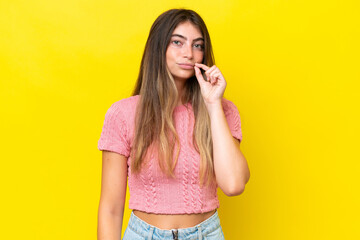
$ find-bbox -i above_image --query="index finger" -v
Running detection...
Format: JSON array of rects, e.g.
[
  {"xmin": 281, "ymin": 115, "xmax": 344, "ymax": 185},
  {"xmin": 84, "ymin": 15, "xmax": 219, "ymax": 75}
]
[{"xmin": 194, "ymin": 63, "xmax": 210, "ymax": 71}]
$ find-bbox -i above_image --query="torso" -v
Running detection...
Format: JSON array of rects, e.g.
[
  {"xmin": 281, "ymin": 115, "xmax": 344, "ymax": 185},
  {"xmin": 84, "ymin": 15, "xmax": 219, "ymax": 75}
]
[
  {"xmin": 132, "ymin": 209, "xmax": 217, "ymax": 230},
  {"xmin": 115, "ymin": 96, "xmax": 222, "ymax": 227}
]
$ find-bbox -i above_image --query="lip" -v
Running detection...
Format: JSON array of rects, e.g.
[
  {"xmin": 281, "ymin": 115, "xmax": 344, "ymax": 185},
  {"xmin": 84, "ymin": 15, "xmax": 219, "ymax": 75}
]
[{"xmin": 177, "ymin": 63, "xmax": 195, "ymax": 70}]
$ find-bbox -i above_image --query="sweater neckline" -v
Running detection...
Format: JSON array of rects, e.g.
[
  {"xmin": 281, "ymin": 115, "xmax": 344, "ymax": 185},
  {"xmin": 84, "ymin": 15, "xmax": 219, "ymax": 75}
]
[{"xmin": 174, "ymin": 102, "xmax": 191, "ymax": 113}]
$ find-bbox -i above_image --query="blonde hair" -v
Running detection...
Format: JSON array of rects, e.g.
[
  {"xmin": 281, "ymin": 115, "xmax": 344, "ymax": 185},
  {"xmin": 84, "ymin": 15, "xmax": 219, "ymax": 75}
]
[{"xmin": 130, "ymin": 9, "xmax": 215, "ymax": 187}]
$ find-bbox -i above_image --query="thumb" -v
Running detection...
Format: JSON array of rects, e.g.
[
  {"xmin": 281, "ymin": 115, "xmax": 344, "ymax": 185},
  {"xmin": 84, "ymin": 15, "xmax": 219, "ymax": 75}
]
[{"xmin": 194, "ymin": 66, "xmax": 206, "ymax": 85}]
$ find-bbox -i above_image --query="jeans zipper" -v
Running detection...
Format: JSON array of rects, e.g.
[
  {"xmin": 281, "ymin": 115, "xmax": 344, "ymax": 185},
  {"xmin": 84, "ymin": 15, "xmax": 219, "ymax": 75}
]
[{"xmin": 172, "ymin": 229, "xmax": 178, "ymax": 239}]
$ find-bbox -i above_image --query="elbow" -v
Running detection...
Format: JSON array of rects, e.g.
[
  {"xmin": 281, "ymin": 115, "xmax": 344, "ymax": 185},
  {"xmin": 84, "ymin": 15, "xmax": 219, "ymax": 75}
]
[
  {"xmin": 223, "ymin": 183, "xmax": 246, "ymax": 197},
  {"xmin": 223, "ymin": 175, "xmax": 250, "ymax": 196},
  {"xmin": 220, "ymin": 171, "xmax": 250, "ymax": 196}
]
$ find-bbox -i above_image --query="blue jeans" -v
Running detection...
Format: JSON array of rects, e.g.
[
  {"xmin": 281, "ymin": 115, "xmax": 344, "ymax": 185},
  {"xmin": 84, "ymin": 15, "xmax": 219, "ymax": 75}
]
[{"xmin": 122, "ymin": 210, "xmax": 225, "ymax": 240}]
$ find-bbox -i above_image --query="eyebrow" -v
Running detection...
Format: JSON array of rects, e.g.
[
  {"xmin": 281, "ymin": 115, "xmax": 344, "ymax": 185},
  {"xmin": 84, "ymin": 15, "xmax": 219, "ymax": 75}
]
[{"xmin": 171, "ymin": 34, "xmax": 204, "ymax": 42}]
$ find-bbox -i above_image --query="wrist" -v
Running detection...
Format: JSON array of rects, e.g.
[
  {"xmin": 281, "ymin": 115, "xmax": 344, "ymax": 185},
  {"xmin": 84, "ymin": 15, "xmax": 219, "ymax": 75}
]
[{"xmin": 205, "ymin": 100, "xmax": 223, "ymax": 117}]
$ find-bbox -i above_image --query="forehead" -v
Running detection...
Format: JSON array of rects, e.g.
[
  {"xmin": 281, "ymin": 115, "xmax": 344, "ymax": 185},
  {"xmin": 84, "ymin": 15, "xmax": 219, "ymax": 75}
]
[{"xmin": 171, "ymin": 21, "xmax": 203, "ymax": 38}]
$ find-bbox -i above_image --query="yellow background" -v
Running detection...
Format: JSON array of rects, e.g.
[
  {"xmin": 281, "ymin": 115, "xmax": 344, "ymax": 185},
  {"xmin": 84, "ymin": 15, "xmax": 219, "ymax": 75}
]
[{"xmin": 1, "ymin": 0, "xmax": 359, "ymax": 239}]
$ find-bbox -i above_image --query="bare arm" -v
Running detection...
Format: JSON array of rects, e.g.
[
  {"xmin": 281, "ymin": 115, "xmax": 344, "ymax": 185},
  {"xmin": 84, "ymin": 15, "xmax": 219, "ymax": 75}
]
[
  {"xmin": 193, "ymin": 63, "xmax": 250, "ymax": 197},
  {"xmin": 208, "ymin": 103, "xmax": 250, "ymax": 196},
  {"xmin": 98, "ymin": 151, "xmax": 128, "ymax": 240}
]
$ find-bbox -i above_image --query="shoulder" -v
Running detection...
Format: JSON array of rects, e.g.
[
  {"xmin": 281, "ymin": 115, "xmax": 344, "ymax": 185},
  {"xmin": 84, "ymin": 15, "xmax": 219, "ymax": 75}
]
[
  {"xmin": 221, "ymin": 97, "xmax": 243, "ymax": 141},
  {"xmin": 221, "ymin": 97, "xmax": 239, "ymax": 115},
  {"xmin": 110, "ymin": 95, "xmax": 140, "ymax": 109},
  {"xmin": 102, "ymin": 95, "xmax": 140, "ymax": 126},
  {"xmin": 108, "ymin": 95, "xmax": 140, "ymax": 115}
]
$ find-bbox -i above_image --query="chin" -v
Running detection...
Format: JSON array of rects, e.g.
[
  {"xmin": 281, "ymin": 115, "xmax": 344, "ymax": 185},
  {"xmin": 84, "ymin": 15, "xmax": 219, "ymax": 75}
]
[
  {"xmin": 174, "ymin": 72, "xmax": 195, "ymax": 80},
  {"xmin": 174, "ymin": 75, "xmax": 193, "ymax": 81}
]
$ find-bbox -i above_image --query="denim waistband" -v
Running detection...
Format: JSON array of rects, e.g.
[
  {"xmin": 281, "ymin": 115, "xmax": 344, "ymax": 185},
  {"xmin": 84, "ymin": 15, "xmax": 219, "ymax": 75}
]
[{"xmin": 127, "ymin": 209, "xmax": 221, "ymax": 239}]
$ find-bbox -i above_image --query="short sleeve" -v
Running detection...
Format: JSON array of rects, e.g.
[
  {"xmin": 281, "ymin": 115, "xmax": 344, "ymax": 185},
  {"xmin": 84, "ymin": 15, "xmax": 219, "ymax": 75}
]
[
  {"xmin": 97, "ymin": 103, "xmax": 131, "ymax": 157},
  {"xmin": 223, "ymin": 99, "xmax": 243, "ymax": 142}
]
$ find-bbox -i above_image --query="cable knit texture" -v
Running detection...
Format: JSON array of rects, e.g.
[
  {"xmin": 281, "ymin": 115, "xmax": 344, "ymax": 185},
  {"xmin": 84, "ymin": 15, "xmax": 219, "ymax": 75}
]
[{"xmin": 98, "ymin": 95, "xmax": 242, "ymax": 214}]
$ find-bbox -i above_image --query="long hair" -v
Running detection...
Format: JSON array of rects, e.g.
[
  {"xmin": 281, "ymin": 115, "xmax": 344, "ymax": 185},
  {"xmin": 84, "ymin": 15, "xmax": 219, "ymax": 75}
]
[{"xmin": 130, "ymin": 9, "xmax": 215, "ymax": 187}]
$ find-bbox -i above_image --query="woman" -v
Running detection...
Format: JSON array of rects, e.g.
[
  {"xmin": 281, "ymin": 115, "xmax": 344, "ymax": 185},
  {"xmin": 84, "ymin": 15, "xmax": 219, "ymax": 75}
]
[{"xmin": 97, "ymin": 9, "xmax": 250, "ymax": 240}]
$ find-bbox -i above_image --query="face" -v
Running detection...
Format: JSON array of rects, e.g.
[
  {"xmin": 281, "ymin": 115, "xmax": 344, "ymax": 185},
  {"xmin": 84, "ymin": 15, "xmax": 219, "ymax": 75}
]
[{"xmin": 166, "ymin": 21, "xmax": 204, "ymax": 82}]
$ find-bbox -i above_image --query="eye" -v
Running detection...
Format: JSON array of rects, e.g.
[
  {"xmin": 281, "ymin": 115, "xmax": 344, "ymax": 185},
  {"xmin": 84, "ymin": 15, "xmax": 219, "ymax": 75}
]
[
  {"xmin": 172, "ymin": 40, "xmax": 182, "ymax": 45},
  {"xmin": 193, "ymin": 43, "xmax": 204, "ymax": 50}
]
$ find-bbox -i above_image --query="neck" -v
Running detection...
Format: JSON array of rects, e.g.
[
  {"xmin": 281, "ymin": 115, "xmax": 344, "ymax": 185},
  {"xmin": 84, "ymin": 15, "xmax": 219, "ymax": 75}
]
[{"xmin": 174, "ymin": 78, "xmax": 186, "ymax": 106}]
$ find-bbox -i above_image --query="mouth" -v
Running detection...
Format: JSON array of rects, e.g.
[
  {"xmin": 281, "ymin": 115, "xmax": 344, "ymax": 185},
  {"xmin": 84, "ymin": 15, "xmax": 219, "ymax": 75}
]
[{"xmin": 177, "ymin": 63, "xmax": 195, "ymax": 70}]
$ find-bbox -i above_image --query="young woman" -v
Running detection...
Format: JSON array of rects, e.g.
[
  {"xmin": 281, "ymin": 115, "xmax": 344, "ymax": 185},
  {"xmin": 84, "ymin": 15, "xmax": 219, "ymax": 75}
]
[{"xmin": 97, "ymin": 9, "xmax": 250, "ymax": 240}]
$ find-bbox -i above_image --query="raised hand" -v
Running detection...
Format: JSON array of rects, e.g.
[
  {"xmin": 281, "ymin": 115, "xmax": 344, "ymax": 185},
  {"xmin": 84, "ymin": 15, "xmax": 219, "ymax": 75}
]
[{"xmin": 194, "ymin": 63, "xmax": 227, "ymax": 106}]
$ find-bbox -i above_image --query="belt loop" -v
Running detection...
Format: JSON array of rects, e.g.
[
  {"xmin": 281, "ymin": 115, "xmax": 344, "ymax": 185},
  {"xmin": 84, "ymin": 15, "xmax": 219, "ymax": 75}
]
[
  {"xmin": 147, "ymin": 226, "xmax": 154, "ymax": 240},
  {"xmin": 198, "ymin": 225, "xmax": 202, "ymax": 240}
]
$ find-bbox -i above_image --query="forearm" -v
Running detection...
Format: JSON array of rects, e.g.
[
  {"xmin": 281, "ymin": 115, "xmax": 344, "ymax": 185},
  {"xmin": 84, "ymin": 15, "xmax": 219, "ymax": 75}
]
[
  {"xmin": 97, "ymin": 208, "xmax": 124, "ymax": 240},
  {"xmin": 207, "ymin": 101, "xmax": 250, "ymax": 196}
]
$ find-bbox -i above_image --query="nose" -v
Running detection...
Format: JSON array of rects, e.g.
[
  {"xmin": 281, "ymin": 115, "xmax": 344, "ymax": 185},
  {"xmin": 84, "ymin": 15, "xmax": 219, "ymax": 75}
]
[{"xmin": 182, "ymin": 43, "xmax": 193, "ymax": 60}]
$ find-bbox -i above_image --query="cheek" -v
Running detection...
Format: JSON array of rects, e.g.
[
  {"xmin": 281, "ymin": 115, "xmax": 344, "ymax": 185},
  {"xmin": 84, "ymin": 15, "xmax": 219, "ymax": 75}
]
[
  {"xmin": 166, "ymin": 49, "xmax": 175, "ymax": 65},
  {"xmin": 195, "ymin": 51, "xmax": 204, "ymax": 62},
  {"xmin": 165, "ymin": 53, "xmax": 171, "ymax": 68}
]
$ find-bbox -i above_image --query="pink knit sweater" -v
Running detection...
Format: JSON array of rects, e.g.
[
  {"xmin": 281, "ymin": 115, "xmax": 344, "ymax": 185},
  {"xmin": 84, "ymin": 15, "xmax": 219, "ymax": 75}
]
[{"xmin": 98, "ymin": 95, "xmax": 242, "ymax": 214}]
